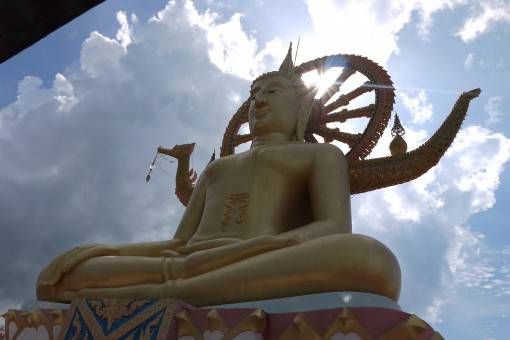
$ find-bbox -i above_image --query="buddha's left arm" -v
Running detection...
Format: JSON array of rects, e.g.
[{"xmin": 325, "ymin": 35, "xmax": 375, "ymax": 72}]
[{"xmin": 280, "ymin": 144, "xmax": 352, "ymax": 241}]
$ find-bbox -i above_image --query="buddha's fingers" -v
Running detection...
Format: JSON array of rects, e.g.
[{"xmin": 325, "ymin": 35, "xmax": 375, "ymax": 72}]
[
  {"xmin": 176, "ymin": 238, "xmax": 243, "ymax": 254},
  {"xmin": 177, "ymin": 235, "xmax": 301, "ymax": 279},
  {"xmin": 274, "ymin": 235, "xmax": 302, "ymax": 246},
  {"xmin": 160, "ymin": 249, "xmax": 180, "ymax": 257},
  {"xmin": 248, "ymin": 235, "xmax": 301, "ymax": 250},
  {"xmin": 39, "ymin": 245, "xmax": 99, "ymax": 285},
  {"xmin": 38, "ymin": 253, "xmax": 69, "ymax": 285},
  {"xmin": 62, "ymin": 245, "xmax": 120, "ymax": 274}
]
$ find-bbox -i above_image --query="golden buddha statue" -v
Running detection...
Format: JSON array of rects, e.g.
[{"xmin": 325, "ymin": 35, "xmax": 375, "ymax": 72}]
[{"xmin": 37, "ymin": 45, "xmax": 480, "ymax": 307}]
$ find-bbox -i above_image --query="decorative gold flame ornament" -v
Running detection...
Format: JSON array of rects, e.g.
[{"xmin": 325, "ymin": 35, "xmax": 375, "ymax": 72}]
[{"xmin": 36, "ymin": 44, "xmax": 480, "ymax": 313}]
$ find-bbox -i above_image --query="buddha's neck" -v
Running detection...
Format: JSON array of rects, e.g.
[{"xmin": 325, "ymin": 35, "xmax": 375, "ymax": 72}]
[{"xmin": 250, "ymin": 133, "xmax": 295, "ymax": 149}]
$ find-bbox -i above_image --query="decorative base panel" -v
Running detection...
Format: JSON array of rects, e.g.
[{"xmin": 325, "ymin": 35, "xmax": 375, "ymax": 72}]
[{"xmin": 2, "ymin": 298, "xmax": 443, "ymax": 339}]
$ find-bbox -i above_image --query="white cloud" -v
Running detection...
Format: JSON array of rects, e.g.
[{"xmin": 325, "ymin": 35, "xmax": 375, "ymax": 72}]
[
  {"xmin": 53, "ymin": 73, "xmax": 78, "ymax": 112},
  {"xmin": 14, "ymin": 76, "xmax": 51, "ymax": 114},
  {"xmin": 449, "ymin": 126, "xmax": 510, "ymax": 213},
  {"xmin": 116, "ymin": 11, "xmax": 133, "ymax": 48},
  {"xmin": 353, "ymin": 123, "xmax": 510, "ymax": 325},
  {"xmin": 424, "ymin": 296, "xmax": 446, "ymax": 324},
  {"xmin": 400, "ymin": 89, "xmax": 434, "ymax": 124},
  {"xmin": 149, "ymin": 0, "xmax": 285, "ymax": 80},
  {"xmin": 0, "ymin": 0, "xmax": 251, "ymax": 313},
  {"xmin": 416, "ymin": 0, "xmax": 467, "ymax": 38},
  {"xmin": 80, "ymin": 31, "xmax": 126, "ymax": 78},
  {"xmin": 0, "ymin": 73, "xmax": 78, "ymax": 139},
  {"xmin": 205, "ymin": 13, "xmax": 257, "ymax": 78},
  {"xmin": 78, "ymin": 11, "xmax": 134, "ymax": 78},
  {"xmin": 303, "ymin": 0, "xmax": 468, "ymax": 65},
  {"xmin": 204, "ymin": 13, "xmax": 286, "ymax": 79},
  {"xmin": 485, "ymin": 96, "xmax": 504, "ymax": 124},
  {"xmin": 464, "ymin": 52, "xmax": 475, "ymax": 69},
  {"xmin": 456, "ymin": 0, "xmax": 510, "ymax": 42},
  {"xmin": 304, "ymin": 0, "xmax": 412, "ymax": 64}
]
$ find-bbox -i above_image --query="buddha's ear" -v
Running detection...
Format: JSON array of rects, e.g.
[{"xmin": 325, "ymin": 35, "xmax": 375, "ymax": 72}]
[{"xmin": 296, "ymin": 88, "xmax": 317, "ymax": 141}]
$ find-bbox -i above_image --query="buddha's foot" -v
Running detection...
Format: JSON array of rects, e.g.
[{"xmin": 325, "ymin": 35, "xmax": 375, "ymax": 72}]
[
  {"xmin": 38, "ymin": 234, "xmax": 401, "ymax": 306},
  {"xmin": 61, "ymin": 282, "xmax": 177, "ymax": 301}
]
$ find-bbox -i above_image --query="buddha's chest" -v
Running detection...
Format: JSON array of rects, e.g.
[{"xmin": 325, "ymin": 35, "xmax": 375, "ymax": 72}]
[
  {"xmin": 209, "ymin": 149, "xmax": 310, "ymax": 195},
  {"xmin": 202, "ymin": 150, "xmax": 312, "ymax": 234}
]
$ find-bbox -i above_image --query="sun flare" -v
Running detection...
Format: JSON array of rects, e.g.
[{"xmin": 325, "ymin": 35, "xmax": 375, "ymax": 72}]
[{"xmin": 301, "ymin": 67, "xmax": 343, "ymax": 99}]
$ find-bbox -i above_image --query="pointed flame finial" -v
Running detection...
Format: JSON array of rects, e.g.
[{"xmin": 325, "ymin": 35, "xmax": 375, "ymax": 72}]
[{"xmin": 279, "ymin": 42, "xmax": 295, "ymax": 74}]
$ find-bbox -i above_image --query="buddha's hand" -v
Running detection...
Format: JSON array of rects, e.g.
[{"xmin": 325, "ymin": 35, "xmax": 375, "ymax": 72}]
[
  {"xmin": 38, "ymin": 244, "xmax": 120, "ymax": 285},
  {"xmin": 251, "ymin": 234, "xmax": 302, "ymax": 249},
  {"xmin": 62, "ymin": 244, "xmax": 120, "ymax": 273},
  {"xmin": 159, "ymin": 238, "xmax": 187, "ymax": 257},
  {"xmin": 170, "ymin": 238, "xmax": 242, "ymax": 255}
]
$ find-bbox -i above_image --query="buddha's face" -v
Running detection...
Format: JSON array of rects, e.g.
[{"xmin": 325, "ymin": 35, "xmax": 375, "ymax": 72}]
[{"xmin": 248, "ymin": 74, "xmax": 300, "ymax": 139}]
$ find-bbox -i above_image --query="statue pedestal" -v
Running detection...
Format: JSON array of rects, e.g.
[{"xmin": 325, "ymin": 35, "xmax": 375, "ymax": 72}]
[
  {"xmin": 2, "ymin": 295, "xmax": 443, "ymax": 339},
  {"xmin": 211, "ymin": 292, "xmax": 401, "ymax": 312}
]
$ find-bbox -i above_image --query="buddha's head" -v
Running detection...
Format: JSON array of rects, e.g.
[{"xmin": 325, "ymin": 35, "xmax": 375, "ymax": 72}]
[{"xmin": 248, "ymin": 44, "xmax": 316, "ymax": 141}]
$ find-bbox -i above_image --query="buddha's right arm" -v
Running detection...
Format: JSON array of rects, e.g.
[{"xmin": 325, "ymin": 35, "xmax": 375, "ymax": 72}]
[
  {"xmin": 116, "ymin": 239, "xmax": 185, "ymax": 257},
  {"xmin": 173, "ymin": 164, "xmax": 208, "ymax": 241},
  {"xmin": 38, "ymin": 170, "xmax": 208, "ymax": 286},
  {"xmin": 38, "ymin": 239, "xmax": 186, "ymax": 286}
]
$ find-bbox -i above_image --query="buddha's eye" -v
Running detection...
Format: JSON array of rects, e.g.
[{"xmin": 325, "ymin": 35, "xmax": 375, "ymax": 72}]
[
  {"xmin": 267, "ymin": 89, "xmax": 277, "ymax": 94},
  {"xmin": 250, "ymin": 87, "xmax": 260, "ymax": 98}
]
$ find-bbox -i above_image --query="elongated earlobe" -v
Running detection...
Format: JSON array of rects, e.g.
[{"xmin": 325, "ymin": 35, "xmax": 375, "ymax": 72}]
[{"xmin": 296, "ymin": 90, "xmax": 317, "ymax": 141}]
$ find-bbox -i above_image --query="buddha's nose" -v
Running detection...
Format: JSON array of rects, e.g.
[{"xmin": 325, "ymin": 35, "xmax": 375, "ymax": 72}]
[{"xmin": 254, "ymin": 98, "xmax": 268, "ymax": 109}]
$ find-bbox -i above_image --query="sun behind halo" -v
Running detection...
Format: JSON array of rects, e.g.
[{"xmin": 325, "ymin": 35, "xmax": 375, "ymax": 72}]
[{"xmin": 301, "ymin": 67, "xmax": 343, "ymax": 99}]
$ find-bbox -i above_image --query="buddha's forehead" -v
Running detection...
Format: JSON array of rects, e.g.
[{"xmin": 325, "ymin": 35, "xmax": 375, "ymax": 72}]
[{"xmin": 251, "ymin": 73, "xmax": 293, "ymax": 90}]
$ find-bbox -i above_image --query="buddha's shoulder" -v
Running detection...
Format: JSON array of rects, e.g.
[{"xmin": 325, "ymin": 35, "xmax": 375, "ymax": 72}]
[
  {"xmin": 282, "ymin": 142, "xmax": 346, "ymax": 160},
  {"xmin": 202, "ymin": 153, "xmax": 240, "ymax": 174},
  {"xmin": 204, "ymin": 143, "xmax": 345, "ymax": 172}
]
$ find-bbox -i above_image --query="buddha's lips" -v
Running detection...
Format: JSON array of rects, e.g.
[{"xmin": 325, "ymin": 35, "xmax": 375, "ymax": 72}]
[{"xmin": 254, "ymin": 107, "xmax": 269, "ymax": 118}]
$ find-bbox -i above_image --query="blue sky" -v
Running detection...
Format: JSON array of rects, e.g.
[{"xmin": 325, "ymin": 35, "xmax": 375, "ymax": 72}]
[{"xmin": 0, "ymin": 1, "xmax": 509, "ymax": 338}]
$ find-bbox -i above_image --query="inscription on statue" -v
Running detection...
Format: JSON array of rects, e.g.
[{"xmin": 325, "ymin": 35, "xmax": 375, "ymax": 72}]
[{"xmin": 222, "ymin": 193, "xmax": 250, "ymax": 226}]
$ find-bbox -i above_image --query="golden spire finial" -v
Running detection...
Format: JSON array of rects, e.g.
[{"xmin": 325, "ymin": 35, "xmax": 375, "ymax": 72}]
[
  {"xmin": 389, "ymin": 112, "xmax": 407, "ymax": 156},
  {"xmin": 278, "ymin": 42, "xmax": 295, "ymax": 74},
  {"xmin": 391, "ymin": 113, "xmax": 405, "ymax": 138}
]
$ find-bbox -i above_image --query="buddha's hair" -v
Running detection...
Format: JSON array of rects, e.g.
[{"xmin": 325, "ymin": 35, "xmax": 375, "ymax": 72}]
[{"xmin": 251, "ymin": 71, "xmax": 309, "ymax": 100}]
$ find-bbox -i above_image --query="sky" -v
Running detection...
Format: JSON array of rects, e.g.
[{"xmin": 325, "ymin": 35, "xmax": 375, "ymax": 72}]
[{"xmin": 0, "ymin": 0, "xmax": 509, "ymax": 338}]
